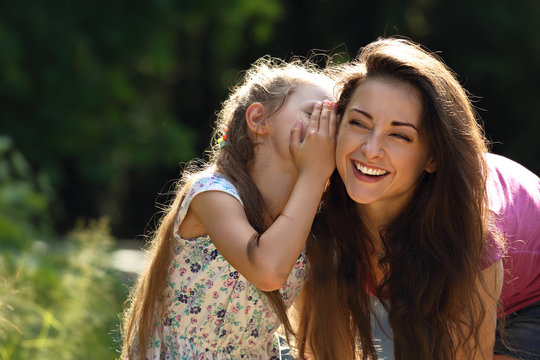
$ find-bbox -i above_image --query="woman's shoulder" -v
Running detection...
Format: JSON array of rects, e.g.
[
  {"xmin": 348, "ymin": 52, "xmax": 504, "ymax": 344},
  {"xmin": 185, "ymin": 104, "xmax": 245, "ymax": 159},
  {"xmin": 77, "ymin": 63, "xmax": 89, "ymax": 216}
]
[
  {"xmin": 484, "ymin": 153, "xmax": 540, "ymax": 261},
  {"xmin": 486, "ymin": 153, "xmax": 540, "ymax": 201},
  {"xmin": 485, "ymin": 153, "xmax": 540, "ymax": 222}
]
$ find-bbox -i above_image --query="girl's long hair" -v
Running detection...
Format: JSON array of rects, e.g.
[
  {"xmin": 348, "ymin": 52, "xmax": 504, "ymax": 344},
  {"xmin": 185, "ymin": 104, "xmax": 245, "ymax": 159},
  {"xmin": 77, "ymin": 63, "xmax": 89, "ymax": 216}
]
[
  {"xmin": 119, "ymin": 56, "xmax": 336, "ymax": 359},
  {"xmin": 298, "ymin": 38, "xmax": 495, "ymax": 359}
]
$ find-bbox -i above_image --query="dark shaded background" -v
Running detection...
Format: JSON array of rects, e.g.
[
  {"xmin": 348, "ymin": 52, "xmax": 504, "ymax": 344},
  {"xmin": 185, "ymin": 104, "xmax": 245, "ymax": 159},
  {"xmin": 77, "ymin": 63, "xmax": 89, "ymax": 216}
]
[{"xmin": 1, "ymin": 0, "xmax": 538, "ymax": 240}]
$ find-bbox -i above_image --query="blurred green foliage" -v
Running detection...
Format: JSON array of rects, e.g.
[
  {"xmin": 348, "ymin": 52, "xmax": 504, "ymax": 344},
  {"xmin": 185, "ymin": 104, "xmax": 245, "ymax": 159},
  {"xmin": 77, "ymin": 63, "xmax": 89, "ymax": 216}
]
[
  {"xmin": 0, "ymin": 219, "xmax": 125, "ymax": 359},
  {"xmin": 0, "ymin": 0, "xmax": 284, "ymax": 237},
  {"xmin": 0, "ymin": 0, "xmax": 538, "ymax": 239},
  {"xmin": 0, "ymin": 138, "xmax": 125, "ymax": 359},
  {"xmin": 0, "ymin": 136, "xmax": 53, "ymax": 250}
]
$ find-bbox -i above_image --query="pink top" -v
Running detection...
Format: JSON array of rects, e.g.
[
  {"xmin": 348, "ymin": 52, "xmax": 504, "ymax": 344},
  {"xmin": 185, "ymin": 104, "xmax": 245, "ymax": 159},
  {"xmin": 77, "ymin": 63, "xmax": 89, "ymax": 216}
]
[{"xmin": 485, "ymin": 153, "xmax": 540, "ymax": 315}]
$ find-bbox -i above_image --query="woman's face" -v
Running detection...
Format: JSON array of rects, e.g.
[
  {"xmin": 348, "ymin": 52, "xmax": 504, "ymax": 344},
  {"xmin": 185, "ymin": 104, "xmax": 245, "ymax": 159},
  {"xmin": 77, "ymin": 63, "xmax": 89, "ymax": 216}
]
[{"xmin": 336, "ymin": 77, "xmax": 436, "ymax": 220}]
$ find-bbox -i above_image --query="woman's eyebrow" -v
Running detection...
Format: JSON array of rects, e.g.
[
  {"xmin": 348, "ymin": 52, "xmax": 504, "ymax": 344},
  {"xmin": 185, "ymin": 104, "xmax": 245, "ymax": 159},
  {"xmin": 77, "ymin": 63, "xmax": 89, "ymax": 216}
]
[
  {"xmin": 350, "ymin": 107, "xmax": 372, "ymax": 119},
  {"xmin": 351, "ymin": 107, "xmax": 419, "ymax": 132},
  {"xmin": 391, "ymin": 121, "xmax": 418, "ymax": 132}
]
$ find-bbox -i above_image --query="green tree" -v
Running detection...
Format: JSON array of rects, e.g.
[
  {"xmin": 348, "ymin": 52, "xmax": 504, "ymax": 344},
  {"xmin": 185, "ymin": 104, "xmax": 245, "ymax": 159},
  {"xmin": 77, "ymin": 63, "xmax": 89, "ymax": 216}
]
[
  {"xmin": 0, "ymin": 0, "xmax": 285, "ymax": 238},
  {"xmin": 1, "ymin": 0, "xmax": 538, "ymax": 239}
]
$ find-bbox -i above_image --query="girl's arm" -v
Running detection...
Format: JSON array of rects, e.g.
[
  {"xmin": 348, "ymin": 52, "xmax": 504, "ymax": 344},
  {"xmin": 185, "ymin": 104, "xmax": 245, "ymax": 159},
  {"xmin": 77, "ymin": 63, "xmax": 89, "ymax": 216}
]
[{"xmin": 187, "ymin": 101, "xmax": 336, "ymax": 291}]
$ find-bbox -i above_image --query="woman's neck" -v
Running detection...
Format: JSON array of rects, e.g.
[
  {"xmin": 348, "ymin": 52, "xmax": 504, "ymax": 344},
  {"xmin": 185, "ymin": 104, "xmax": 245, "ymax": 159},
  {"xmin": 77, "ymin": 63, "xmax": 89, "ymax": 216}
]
[
  {"xmin": 356, "ymin": 206, "xmax": 392, "ymax": 293},
  {"xmin": 356, "ymin": 203, "xmax": 394, "ymax": 235},
  {"xmin": 356, "ymin": 202, "xmax": 399, "ymax": 260}
]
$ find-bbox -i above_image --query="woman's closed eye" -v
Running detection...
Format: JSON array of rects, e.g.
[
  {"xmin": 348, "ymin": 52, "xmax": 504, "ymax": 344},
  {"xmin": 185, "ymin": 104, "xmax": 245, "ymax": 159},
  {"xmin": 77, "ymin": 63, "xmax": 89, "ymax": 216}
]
[
  {"xmin": 390, "ymin": 133, "xmax": 412, "ymax": 142},
  {"xmin": 349, "ymin": 119, "xmax": 369, "ymax": 129}
]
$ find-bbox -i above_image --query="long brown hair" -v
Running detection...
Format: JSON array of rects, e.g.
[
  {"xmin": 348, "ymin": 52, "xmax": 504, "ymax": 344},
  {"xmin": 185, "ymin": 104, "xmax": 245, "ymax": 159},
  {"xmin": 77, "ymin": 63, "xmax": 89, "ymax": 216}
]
[
  {"xmin": 120, "ymin": 56, "xmax": 335, "ymax": 359},
  {"xmin": 298, "ymin": 38, "xmax": 492, "ymax": 359}
]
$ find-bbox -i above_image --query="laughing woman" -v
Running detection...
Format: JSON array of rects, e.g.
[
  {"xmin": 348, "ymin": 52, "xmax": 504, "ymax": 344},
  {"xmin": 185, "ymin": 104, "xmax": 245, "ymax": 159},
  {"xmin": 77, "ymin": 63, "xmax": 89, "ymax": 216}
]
[{"xmin": 297, "ymin": 38, "xmax": 505, "ymax": 360}]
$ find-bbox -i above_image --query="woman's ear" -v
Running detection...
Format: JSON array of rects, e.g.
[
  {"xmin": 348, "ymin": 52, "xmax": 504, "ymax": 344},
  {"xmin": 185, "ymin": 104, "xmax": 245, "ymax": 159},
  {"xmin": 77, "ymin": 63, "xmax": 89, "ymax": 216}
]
[
  {"xmin": 245, "ymin": 102, "xmax": 268, "ymax": 135},
  {"xmin": 425, "ymin": 156, "xmax": 437, "ymax": 173}
]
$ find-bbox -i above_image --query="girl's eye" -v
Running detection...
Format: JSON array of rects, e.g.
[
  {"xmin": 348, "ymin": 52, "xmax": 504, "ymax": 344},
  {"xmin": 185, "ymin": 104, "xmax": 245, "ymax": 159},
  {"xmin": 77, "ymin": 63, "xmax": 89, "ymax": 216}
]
[{"xmin": 391, "ymin": 133, "xmax": 412, "ymax": 142}]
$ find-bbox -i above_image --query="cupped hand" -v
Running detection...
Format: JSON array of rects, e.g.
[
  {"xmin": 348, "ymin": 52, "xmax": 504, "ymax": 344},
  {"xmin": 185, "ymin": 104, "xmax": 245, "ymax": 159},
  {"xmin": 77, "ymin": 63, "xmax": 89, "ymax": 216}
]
[{"xmin": 289, "ymin": 100, "xmax": 337, "ymax": 180}]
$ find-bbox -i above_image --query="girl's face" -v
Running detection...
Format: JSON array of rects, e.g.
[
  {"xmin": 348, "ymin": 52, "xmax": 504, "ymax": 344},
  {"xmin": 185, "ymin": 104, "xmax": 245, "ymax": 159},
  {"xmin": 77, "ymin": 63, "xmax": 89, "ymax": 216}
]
[
  {"xmin": 267, "ymin": 84, "xmax": 334, "ymax": 162},
  {"xmin": 336, "ymin": 77, "xmax": 436, "ymax": 221}
]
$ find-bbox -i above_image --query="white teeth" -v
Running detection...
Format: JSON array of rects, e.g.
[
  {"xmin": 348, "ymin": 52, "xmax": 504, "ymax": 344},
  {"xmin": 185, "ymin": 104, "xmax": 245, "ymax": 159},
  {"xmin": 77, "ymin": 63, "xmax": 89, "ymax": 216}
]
[{"xmin": 354, "ymin": 161, "xmax": 388, "ymax": 176}]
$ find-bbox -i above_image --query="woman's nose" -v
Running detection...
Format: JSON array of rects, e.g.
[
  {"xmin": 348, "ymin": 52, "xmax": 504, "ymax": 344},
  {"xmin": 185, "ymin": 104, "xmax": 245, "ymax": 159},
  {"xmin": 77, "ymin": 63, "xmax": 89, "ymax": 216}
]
[{"xmin": 361, "ymin": 134, "xmax": 384, "ymax": 160}]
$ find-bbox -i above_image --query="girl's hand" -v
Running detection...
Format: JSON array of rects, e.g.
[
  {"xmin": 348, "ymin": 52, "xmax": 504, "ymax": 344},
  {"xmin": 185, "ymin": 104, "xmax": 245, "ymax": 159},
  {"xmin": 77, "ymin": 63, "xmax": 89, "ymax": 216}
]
[
  {"xmin": 192, "ymin": 102, "xmax": 337, "ymax": 292},
  {"xmin": 290, "ymin": 100, "xmax": 337, "ymax": 181}
]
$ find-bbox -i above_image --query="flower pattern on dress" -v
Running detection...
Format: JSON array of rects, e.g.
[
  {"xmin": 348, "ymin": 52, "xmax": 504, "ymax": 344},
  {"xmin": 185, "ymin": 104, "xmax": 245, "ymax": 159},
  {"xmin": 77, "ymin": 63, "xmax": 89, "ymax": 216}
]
[{"xmin": 135, "ymin": 173, "xmax": 307, "ymax": 359}]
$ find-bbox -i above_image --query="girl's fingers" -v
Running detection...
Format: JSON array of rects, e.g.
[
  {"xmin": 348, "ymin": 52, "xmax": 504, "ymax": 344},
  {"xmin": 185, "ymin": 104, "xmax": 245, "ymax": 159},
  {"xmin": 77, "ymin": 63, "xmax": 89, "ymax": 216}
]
[
  {"xmin": 307, "ymin": 101, "xmax": 322, "ymax": 133},
  {"xmin": 318, "ymin": 100, "xmax": 331, "ymax": 135},
  {"xmin": 328, "ymin": 101, "xmax": 337, "ymax": 137}
]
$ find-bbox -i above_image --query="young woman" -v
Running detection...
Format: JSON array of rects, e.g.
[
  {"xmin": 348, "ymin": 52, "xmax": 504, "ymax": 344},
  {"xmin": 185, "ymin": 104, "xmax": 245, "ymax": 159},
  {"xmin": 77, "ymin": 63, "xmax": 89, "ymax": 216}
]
[
  {"xmin": 120, "ymin": 56, "xmax": 337, "ymax": 359},
  {"xmin": 355, "ymin": 153, "xmax": 540, "ymax": 360},
  {"xmin": 297, "ymin": 38, "xmax": 504, "ymax": 360}
]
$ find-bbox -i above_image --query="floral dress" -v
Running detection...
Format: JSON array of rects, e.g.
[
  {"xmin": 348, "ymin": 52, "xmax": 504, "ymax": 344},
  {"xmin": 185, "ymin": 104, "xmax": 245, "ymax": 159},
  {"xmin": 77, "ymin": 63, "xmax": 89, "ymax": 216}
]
[{"xmin": 146, "ymin": 173, "xmax": 307, "ymax": 359}]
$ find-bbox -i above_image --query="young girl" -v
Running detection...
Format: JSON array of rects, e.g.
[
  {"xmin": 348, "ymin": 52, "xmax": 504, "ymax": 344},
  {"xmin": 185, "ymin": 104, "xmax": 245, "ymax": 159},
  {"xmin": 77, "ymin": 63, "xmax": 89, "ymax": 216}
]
[
  {"xmin": 120, "ymin": 56, "xmax": 337, "ymax": 359},
  {"xmin": 297, "ymin": 38, "xmax": 504, "ymax": 359}
]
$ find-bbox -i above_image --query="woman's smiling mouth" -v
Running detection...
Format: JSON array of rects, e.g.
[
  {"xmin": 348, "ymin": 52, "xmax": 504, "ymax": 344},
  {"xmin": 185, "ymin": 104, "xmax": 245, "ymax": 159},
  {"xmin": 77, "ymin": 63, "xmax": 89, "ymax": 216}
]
[{"xmin": 353, "ymin": 161, "xmax": 389, "ymax": 176}]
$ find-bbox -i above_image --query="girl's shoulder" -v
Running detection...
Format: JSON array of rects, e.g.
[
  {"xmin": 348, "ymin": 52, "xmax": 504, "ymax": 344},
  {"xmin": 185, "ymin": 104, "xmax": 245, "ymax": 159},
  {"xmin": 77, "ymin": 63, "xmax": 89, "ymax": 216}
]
[
  {"xmin": 174, "ymin": 171, "xmax": 243, "ymax": 235},
  {"xmin": 185, "ymin": 171, "xmax": 243, "ymax": 205}
]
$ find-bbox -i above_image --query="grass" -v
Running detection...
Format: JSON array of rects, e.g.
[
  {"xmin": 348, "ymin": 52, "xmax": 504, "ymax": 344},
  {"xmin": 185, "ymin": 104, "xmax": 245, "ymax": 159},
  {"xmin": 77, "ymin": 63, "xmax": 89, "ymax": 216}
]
[{"xmin": 0, "ymin": 219, "xmax": 129, "ymax": 360}]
